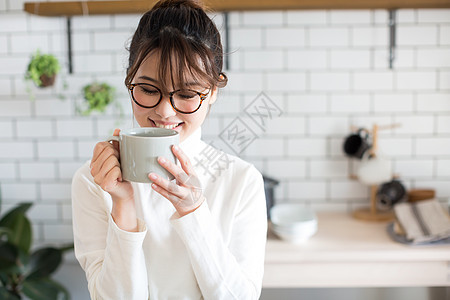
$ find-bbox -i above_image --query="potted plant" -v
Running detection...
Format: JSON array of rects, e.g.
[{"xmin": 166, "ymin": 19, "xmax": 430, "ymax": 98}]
[
  {"xmin": 25, "ymin": 50, "xmax": 60, "ymax": 88},
  {"xmin": 79, "ymin": 82, "xmax": 117, "ymax": 116},
  {"xmin": 0, "ymin": 198, "xmax": 72, "ymax": 299}
]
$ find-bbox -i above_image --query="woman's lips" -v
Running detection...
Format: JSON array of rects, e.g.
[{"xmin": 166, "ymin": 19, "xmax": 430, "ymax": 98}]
[{"xmin": 149, "ymin": 119, "xmax": 184, "ymax": 130}]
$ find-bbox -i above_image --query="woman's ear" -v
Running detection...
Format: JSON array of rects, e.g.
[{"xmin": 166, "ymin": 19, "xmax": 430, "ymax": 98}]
[{"xmin": 208, "ymin": 86, "xmax": 219, "ymax": 105}]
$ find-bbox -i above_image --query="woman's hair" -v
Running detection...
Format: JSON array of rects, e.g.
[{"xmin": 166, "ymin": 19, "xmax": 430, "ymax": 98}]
[{"xmin": 125, "ymin": 0, "xmax": 227, "ymax": 93}]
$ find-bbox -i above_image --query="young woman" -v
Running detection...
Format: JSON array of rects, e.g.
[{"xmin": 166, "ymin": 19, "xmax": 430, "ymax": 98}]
[{"xmin": 71, "ymin": 0, "xmax": 267, "ymax": 299}]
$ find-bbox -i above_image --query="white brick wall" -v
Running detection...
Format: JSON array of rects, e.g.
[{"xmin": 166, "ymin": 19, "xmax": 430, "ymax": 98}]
[
  {"xmin": 309, "ymin": 28, "xmax": 349, "ymax": 47},
  {"xmin": 287, "ymin": 49, "xmax": 327, "ymax": 70},
  {"xmin": 19, "ymin": 162, "xmax": 57, "ymax": 180},
  {"xmin": 354, "ymin": 72, "xmax": 394, "ymax": 91},
  {"xmin": 352, "ymin": 27, "xmax": 388, "ymax": 47},
  {"xmin": 418, "ymin": 9, "xmax": 450, "ymax": 23},
  {"xmin": 330, "ymin": 50, "xmax": 371, "ymax": 70},
  {"xmin": 437, "ymin": 160, "xmax": 450, "ymax": 176},
  {"xmin": 441, "ymin": 25, "xmax": 450, "ymax": 45},
  {"xmin": 0, "ymin": 163, "xmax": 17, "ymax": 180},
  {"xmin": 286, "ymin": 11, "xmax": 327, "ymax": 25},
  {"xmin": 287, "ymin": 180, "xmax": 327, "ymax": 200},
  {"xmin": 1, "ymin": 6, "xmax": 449, "ymax": 244},
  {"xmin": 243, "ymin": 50, "xmax": 284, "ymax": 70},
  {"xmin": 396, "ymin": 71, "xmax": 437, "ymax": 90},
  {"xmin": 373, "ymin": 94, "xmax": 414, "ymax": 112},
  {"xmin": 397, "ymin": 25, "xmax": 438, "ymax": 46},
  {"xmin": 416, "ymin": 138, "xmax": 450, "ymax": 156},
  {"xmin": 330, "ymin": 10, "xmax": 372, "ymax": 25},
  {"xmin": 265, "ymin": 28, "xmax": 306, "ymax": 48},
  {"xmin": 329, "ymin": 94, "xmax": 371, "ymax": 113}
]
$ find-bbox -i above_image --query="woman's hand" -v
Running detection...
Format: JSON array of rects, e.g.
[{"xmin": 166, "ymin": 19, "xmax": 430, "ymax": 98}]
[
  {"xmin": 149, "ymin": 145, "xmax": 205, "ymax": 217},
  {"xmin": 90, "ymin": 129, "xmax": 137, "ymax": 231}
]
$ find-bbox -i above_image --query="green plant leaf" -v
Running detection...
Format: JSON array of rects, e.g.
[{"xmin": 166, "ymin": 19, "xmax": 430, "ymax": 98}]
[
  {"xmin": 0, "ymin": 286, "xmax": 21, "ymax": 300},
  {"xmin": 0, "ymin": 227, "xmax": 13, "ymax": 241},
  {"xmin": 58, "ymin": 244, "xmax": 74, "ymax": 254},
  {"xmin": 0, "ymin": 242, "xmax": 18, "ymax": 271},
  {"xmin": 81, "ymin": 82, "xmax": 115, "ymax": 115},
  {"xmin": 0, "ymin": 185, "xmax": 3, "ymax": 216},
  {"xmin": 0, "ymin": 272, "xmax": 7, "ymax": 286},
  {"xmin": 26, "ymin": 248, "xmax": 62, "ymax": 280},
  {"xmin": 0, "ymin": 203, "xmax": 32, "ymax": 226},
  {"xmin": 3, "ymin": 215, "xmax": 31, "ymax": 255},
  {"xmin": 0, "ymin": 203, "xmax": 33, "ymax": 254},
  {"xmin": 24, "ymin": 50, "xmax": 60, "ymax": 87},
  {"xmin": 22, "ymin": 277, "xmax": 70, "ymax": 300}
]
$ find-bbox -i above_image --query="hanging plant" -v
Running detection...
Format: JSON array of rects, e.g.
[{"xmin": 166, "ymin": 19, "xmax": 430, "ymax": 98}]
[
  {"xmin": 24, "ymin": 50, "xmax": 60, "ymax": 88},
  {"xmin": 79, "ymin": 82, "xmax": 117, "ymax": 116}
]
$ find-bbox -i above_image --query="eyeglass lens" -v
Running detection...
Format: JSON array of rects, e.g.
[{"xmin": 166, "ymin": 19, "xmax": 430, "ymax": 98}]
[{"xmin": 132, "ymin": 84, "xmax": 202, "ymax": 113}]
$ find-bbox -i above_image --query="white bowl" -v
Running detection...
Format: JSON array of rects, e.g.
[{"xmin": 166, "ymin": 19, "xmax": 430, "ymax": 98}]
[
  {"xmin": 272, "ymin": 223, "xmax": 317, "ymax": 244},
  {"xmin": 270, "ymin": 204, "xmax": 318, "ymax": 243},
  {"xmin": 272, "ymin": 220, "xmax": 317, "ymax": 234},
  {"xmin": 270, "ymin": 204, "xmax": 317, "ymax": 228}
]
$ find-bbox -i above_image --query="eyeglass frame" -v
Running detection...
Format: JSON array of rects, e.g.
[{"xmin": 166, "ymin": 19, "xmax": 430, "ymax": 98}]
[{"xmin": 128, "ymin": 83, "xmax": 211, "ymax": 114}]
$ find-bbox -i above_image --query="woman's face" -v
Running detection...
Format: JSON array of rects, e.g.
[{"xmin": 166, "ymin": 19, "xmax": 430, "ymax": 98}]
[{"xmin": 131, "ymin": 51, "xmax": 217, "ymax": 143}]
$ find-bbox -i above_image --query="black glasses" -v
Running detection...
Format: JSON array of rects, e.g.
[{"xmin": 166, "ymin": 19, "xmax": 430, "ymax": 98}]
[{"xmin": 129, "ymin": 83, "xmax": 210, "ymax": 114}]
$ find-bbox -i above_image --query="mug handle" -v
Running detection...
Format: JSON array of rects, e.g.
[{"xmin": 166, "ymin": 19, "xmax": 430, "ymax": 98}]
[
  {"xmin": 357, "ymin": 128, "xmax": 370, "ymax": 139},
  {"xmin": 107, "ymin": 136, "xmax": 119, "ymax": 143},
  {"xmin": 106, "ymin": 136, "xmax": 120, "ymax": 153}
]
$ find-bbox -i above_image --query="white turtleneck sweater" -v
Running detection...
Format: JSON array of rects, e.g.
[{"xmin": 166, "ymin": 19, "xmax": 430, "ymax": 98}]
[{"xmin": 71, "ymin": 128, "xmax": 267, "ymax": 300}]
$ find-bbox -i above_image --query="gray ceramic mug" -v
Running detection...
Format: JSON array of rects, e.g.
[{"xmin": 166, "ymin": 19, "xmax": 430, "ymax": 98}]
[{"xmin": 107, "ymin": 127, "xmax": 179, "ymax": 183}]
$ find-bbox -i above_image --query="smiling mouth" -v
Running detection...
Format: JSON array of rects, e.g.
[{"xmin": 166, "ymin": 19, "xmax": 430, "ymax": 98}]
[{"xmin": 149, "ymin": 119, "xmax": 184, "ymax": 130}]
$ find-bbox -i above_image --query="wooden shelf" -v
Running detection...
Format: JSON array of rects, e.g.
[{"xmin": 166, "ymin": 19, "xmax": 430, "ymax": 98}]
[{"xmin": 24, "ymin": 0, "xmax": 450, "ymax": 17}]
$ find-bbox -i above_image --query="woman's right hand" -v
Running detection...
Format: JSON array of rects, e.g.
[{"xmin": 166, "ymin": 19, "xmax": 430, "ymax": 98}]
[{"xmin": 90, "ymin": 129, "xmax": 138, "ymax": 231}]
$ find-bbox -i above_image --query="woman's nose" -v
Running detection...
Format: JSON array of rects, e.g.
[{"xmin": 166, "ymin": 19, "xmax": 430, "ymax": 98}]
[{"xmin": 154, "ymin": 96, "xmax": 176, "ymax": 118}]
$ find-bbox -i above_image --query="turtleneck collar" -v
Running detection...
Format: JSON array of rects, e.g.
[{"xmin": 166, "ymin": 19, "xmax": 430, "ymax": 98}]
[{"xmin": 179, "ymin": 127, "xmax": 202, "ymax": 154}]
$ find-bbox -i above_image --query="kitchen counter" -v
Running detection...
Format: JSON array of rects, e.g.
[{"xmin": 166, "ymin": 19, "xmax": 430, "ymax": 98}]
[{"xmin": 263, "ymin": 211, "xmax": 450, "ymax": 288}]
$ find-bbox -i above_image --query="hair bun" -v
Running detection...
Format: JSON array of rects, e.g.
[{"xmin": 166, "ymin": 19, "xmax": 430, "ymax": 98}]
[
  {"xmin": 125, "ymin": 0, "xmax": 226, "ymax": 90},
  {"xmin": 153, "ymin": 0, "xmax": 205, "ymax": 10}
]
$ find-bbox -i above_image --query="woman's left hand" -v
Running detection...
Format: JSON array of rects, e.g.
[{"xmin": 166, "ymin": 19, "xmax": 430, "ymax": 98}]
[{"xmin": 149, "ymin": 145, "xmax": 205, "ymax": 217}]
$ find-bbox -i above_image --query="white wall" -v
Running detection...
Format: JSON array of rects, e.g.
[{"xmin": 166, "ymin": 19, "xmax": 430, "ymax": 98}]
[
  {"xmin": 1, "ymin": 0, "xmax": 450, "ymax": 298},
  {"xmin": 2, "ymin": 2, "xmax": 449, "ymax": 245}
]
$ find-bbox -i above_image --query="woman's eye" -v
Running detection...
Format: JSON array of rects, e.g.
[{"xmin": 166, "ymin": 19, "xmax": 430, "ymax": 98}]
[
  {"xmin": 177, "ymin": 91, "xmax": 197, "ymax": 100},
  {"xmin": 140, "ymin": 87, "xmax": 159, "ymax": 95}
]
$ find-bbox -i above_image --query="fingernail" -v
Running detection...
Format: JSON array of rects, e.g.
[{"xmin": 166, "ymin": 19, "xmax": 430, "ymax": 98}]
[
  {"xmin": 159, "ymin": 157, "xmax": 166, "ymax": 164},
  {"xmin": 149, "ymin": 173, "xmax": 158, "ymax": 180},
  {"xmin": 173, "ymin": 145, "xmax": 178, "ymax": 151}
]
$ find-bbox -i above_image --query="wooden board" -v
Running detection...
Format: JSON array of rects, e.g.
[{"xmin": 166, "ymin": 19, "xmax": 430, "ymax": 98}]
[{"xmin": 24, "ymin": 0, "xmax": 450, "ymax": 16}]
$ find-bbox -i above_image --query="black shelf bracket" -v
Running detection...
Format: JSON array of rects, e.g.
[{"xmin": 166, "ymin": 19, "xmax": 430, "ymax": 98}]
[
  {"xmin": 223, "ymin": 12, "xmax": 230, "ymax": 71},
  {"xmin": 66, "ymin": 17, "xmax": 73, "ymax": 74},
  {"xmin": 388, "ymin": 9, "xmax": 397, "ymax": 69}
]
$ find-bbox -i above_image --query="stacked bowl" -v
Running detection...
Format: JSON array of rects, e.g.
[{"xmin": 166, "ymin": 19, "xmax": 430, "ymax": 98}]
[{"xmin": 270, "ymin": 204, "xmax": 318, "ymax": 243}]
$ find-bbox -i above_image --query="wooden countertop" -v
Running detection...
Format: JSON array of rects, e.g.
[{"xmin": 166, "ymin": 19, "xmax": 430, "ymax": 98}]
[{"xmin": 264, "ymin": 212, "xmax": 450, "ymax": 288}]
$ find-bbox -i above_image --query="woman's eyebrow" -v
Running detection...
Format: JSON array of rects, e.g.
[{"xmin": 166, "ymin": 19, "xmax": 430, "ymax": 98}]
[
  {"xmin": 138, "ymin": 75, "xmax": 204, "ymax": 89},
  {"xmin": 138, "ymin": 75, "xmax": 158, "ymax": 83}
]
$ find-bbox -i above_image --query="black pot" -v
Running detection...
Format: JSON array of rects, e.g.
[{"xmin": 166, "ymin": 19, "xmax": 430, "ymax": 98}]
[{"xmin": 263, "ymin": 175, "xmax": 279, "ymax": 219}]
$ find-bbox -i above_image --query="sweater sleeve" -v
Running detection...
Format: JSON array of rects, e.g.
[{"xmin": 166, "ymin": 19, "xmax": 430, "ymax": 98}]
[
  {"xmin": 71, "ymin": 163, "xmax": 149, "ymax": 300},
  {"xmin": 170, "ymin": 165, "xmax": 267, "ymax": 300}
]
